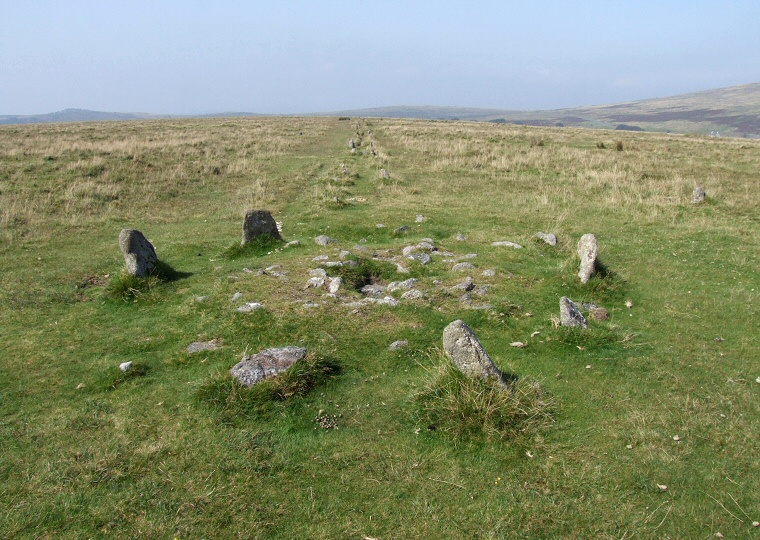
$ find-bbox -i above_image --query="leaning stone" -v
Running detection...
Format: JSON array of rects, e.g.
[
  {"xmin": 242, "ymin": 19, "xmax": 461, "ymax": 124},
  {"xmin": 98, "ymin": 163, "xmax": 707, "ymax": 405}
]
[
  {"xmin": 237, "ymin": 302, "xmax": 264, "ymax": 313},
  {"xmin": 577, "ymin": 234, "xmax": 598, "ymax": 284},
  {"xmin": 409, "ymin": 252, "xmax": 431, "ymax": 265},
  {"xmin": 230, "ymin": 346, "xmax": 307, "ymax": 387},
  {"xmin": 119, "ymin": 361, "xmax": 132, "ymax": 372},
  {"xmin": 492, "ymin": 241, "xmax": 523, "ymax": 249},
  {"xmin": 314, "ymin": 235, "xmax": 336, "ymax": 246},
  {"xmin": 560, "ymin": 297, "xmax": 588, "ymax": 328},
  {"xmin": 534, "ymin": 232, "xmax": 557, "ymax": 246},
  {"xmin": 242, "ymin": 210, "xmax": 281, "ymax": 245},
  {"xmin": 442, "ymin": 320, "xmax": 504, "ymax": 381},
  {"xmin": 452, "ymin": 262, "xmax": 475, "ymax": 271},
  {"xmin": 389, "ymin": 340, "xmax": 408, "ymax": 351},
  {"xmin": 187, "ymin": 340, "xmax": 219, "ymax": 354},
  {"xmin": 119, "ymin": 229, "xmax": 158, "ymax": 277},
  {"xmin": 691, "ymin": 186, "xmax": 706, "ymax": 204}
]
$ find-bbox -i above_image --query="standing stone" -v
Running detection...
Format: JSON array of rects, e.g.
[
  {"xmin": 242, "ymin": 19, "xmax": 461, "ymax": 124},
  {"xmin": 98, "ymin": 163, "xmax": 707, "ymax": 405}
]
[
  {"xmin": 691, "ymin": 186, "xmax": 706, "ymax": 204},
  {"xmin": 559, "ymin": 297, "xmax": 588, "ymax": 328},
  {"xmin": 443, "ymin": 320, "xmax": 504, "ymax": 381},
  {"xmin": 230, "ymin": 346, "xmax": 307, "ymax": 387},
  {"xmin": 242, "ymin": 210, "xmax": 281, "ymax": 245},
  {"xmin": 119, "ymin": 229, "xmax": 158, "ymax": 278},
  {"xmin": 577, "ymin": 234, "xmax": 598, "ymax": 284}
]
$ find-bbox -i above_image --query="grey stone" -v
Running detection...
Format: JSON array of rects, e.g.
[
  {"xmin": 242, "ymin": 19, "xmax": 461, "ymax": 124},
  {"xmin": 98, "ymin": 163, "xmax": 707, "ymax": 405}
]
[
  {"xmin": 361, "ymin": 284, "xmax": 386, "ymax": 297},
  {"xmin": 314, "ymin": 235, "xmax": 336, "ymax": 246},
  {"xmin": 119, "ymin": 361, "xmax": 132, "ymax": 372},
  {"xmin": 482, "ymin": 269, "xmax": 496, "ymax": 277},
  {"xmin": 321, "ymin": 261, "xmax": 343, "ymax": 268},
  {"xmin": 231, "ymin": 292, "xmax": 244, "ymax": 302},
  {"xmin": 402, "ymin": 245, "xmax": 418, "ymax": 257},
  {"xmin": 535, "ymin": 232, "xmax": 557, "ymax": 246},
  {"xmin": 409, "ymin": 252, "xmax": 432, "ymax": 265},
  {"xmin": 195, "ymin": 296, "xmax": 210, "ymax": 303},
  {"xmin": 401, "ymin": 289, "xmax": 424, "ymax": 300},
  {"xmin": 284, "ymin": 240, "xmax": 300, "ymax": 248},
  {"xmin": 395, "ymin": 263, "xmax": 410, "ymax": 274},
  {"xmin": 591, "ymin": 307, "xmax": 609, "ymax": 320},
  {"xmin": 328, "ymin": 277, "xmax": 343, "ymax": 294},
  {"xmin": 237, "ymin": 302, "xmax": 264, "ymax": 313},
  {"xmin": 455, "ymin": 233, "xmax": 467, "ymax": 241},
  {"xmin": 379, "ymin": 169, "xmax": 390, "ymax": 179},
  {"xmin": 187, "ymin": 340, "xmax": 219, "ymax": 354},
  {"xmin": 376, "ymin": 296, "xmax": 400, "ymax": 306},
  {"xmin": 389, "ymin": 340, "xmax": 409, "ymax": 351},
  {"xmin": 577, "ymin": 234, "xmax": 598, "ymax": 284},
  {"xmin": 394, "ymin": 225, "xmax": 411, "ymax": 234},
  {"xmin": 306, "ymin": 277, "xmax": 325, "ymax": 289},
  {"xmin": 230, "ymin": 346, "xmax": 308, "ymax": 387},
  {"xmin": 387, "ymin": 278, "xmax": 419, "ymax": 292},
  {"xmin": 342, "ymin": 259, "xmax": 359, "ymax": 268},
  {"xmin": 416, "ymin": 241, "xmax": 435, "ymax": 251},
  {"xmin": 454, "ymin": 278, "xmax": 476, "ymax": 292},
  {"xmin": 452, "ymin": 262, "xmax": 475, "ymax": 271},
  {"xmin": 442, "ymin": 320, "xmax": 504, "ymax": 381},
  {"xmin": 312, "ymin": 255, "xmax": 329, "ymax": 261},
  {"xmin": 376, "ymin": 223, "xmax": 386, "ymax": 228},
  {"xmin": 416, "ymin": 214, "xmax": 425, "ymax": 223},
  {"xmin": 339, "ymin": 250, "xmax": 352, "ymax": 259},
  {"xmin": 560, "ymin": 297, "xmax": 588, "ymax": 328},
  {"xmin": 492, "ymin": 241, "xmax": 523, "ymax": 249},
  {"xmin": 309, "ymin": 268, "xmax": 327, "ymax": 277},
  {"xmin": 462, "ymin": 253, "xmax": 478, "ymax": 259},
  {"xmin": 691, "ymin": 186, "xmax": 706, "ymax": 204},
  {"xmin": 119, "ymin": 229, "xmax": 158, "ymax": 278},
  {"xmin": 242, "ymin": 210, "xmax": 281, "ymax": 245}
]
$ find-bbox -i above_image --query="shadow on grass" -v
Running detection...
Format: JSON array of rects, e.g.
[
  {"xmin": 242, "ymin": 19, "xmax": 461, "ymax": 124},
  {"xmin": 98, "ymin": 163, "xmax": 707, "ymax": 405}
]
[
  {"xmin": 93, "ymin": 362, "xmax": 150, "ymax": 391},
  {"xmin": 224, "ymin": 235, "xmax": 286, "ymax": 259},
  {"xmin": 104, "ymin": 260, "xmax": 191, "ymax": 301}
]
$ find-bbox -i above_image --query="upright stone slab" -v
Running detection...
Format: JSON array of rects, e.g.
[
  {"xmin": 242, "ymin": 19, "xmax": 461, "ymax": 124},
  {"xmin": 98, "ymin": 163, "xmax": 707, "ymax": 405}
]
[
  {"xmin": 230, "ymin": 346, "xmax": 307, "ymax": 387},
  {"xmin": 559, "ymin": 297, "xmax": 588, "ymax": 328},
  {"xmin": 119, "ymin": 229, "xmax": 158, "ymax": 277},
  {"xmin": 242, "ymin": 210, "xmax": 281, "ymax": 245},
  {"xmin": 443, "ymin": 320, "xmax": 503, "ymax": 381},
  {"xmin": 577, "ymin": 233, "xmax": 598, "ymax": 284}
]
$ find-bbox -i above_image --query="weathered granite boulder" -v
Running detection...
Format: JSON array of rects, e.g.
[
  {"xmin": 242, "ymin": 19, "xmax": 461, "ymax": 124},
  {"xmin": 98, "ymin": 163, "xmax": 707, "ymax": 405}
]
[
  {"xmin": 560, "ymin": 297, "xmax": 588, "ymax": 328},
  {"xmin": 443, "ymin": 320, "xmax": 503, "ymax": 381},
  {"xmin": 492, "ymin": 241, "xmax": 523, "ymax": 249},
  {"xmin": 691, "ymin": 186, "xmax": 706, "ymax": 204},
  {"xmin": 230, "ymin": 346, "xmax": 307, "ymax": 387},
  {"xmin": 314, "ymin": 235, "xmax": 336, "ymax": 246},
  {"xmin": 577, "ymin": 233, "xmax": 598, "ymax": 284},
  {"xmin": 534, "ymin": 232, "xmax": 557, "ymax": 246},
  {"xmin": 242, "ymin": 210, "xmax": 281, "ymax": 245},
  {"xmin": 119, "ymin": 229, "xmax": 158, "ymax": 277}
]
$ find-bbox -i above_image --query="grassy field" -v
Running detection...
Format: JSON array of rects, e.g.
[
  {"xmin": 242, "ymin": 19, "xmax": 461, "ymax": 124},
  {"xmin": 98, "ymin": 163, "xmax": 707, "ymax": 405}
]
[{"xmin": 0, "ymin": 116, "xmax": 758, "ymax": 539}]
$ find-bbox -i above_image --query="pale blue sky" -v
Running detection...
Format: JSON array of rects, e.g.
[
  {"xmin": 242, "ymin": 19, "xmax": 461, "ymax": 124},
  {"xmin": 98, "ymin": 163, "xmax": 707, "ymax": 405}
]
[{"xmin": 2, "ymin": 1, "xmax": 759, "ymax": 115}]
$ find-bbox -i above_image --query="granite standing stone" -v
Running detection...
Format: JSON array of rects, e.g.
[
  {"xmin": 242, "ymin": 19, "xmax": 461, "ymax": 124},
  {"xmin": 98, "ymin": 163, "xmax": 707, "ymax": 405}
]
[
  {"xmin": 119, "ymin": 229, "xmax": 158, "ymax": 277},
  {"xmin": 560, "ymin": 297, "xmax": 588, "ymax": 328},
  {"xmin": 691, "ymin": 186, "xmax": 706, "ymax": 204},
  {"xmin": 242, "ymin": 210, "xmax": 282, "ymax": 245},
  {"xmin": 443, "ymin": 320, "xmax": 504, "ymax": 381},
  {"xmin": 577, "ymin": 233, "xmax": 598, "ymax": 284}
]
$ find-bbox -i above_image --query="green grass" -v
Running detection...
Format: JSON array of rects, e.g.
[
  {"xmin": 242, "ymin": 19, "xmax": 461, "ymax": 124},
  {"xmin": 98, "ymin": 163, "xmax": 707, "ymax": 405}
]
[{"xmin": 0, "ymin": 116, "xmax": 758, "ymax": 539}]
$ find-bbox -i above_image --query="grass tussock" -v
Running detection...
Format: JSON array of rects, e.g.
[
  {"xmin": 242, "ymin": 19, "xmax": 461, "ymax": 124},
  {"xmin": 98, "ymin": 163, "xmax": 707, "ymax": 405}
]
[
  {"xmin": 416, "ymin": 358, "xmax": 554, "ymax": 441},
  {"xmin": 104, "ymin": 260, "xmax": 187, "ymax": 300},
  {"xmin": 330, "ymin": 256, "xmax": 397, "ymax": 290},
  {"xmin": 223, "ymin": 234, "xmax": 284, "ymax": 259},
  {"xmin": 197, "ymin": 355, "xmax": 341, "ymax": 419},
  {"xmin": 94, "ymin": 362, "xmax": 150, "ymax": 391}
]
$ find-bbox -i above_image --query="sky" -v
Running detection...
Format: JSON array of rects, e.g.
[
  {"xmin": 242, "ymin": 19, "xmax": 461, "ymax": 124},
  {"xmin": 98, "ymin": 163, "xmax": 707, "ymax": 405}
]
[{"xmin": 2, "ymin": 1, "xmax": 760, "ymax": 115}]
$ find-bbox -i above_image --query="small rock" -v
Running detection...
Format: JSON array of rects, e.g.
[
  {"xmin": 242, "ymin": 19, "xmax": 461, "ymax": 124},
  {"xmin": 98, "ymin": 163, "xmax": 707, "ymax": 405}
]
[
  {"xmin": 306, "ymin": 277, "xmax": 325, "ymax": 289},
  {"xmin": 691, "ymin": 186, "xmax": 706, "ymax": 204},
  {"xmin": 401, "ymin": 289, "xmax": 424, "ymax": 300},
  {"xmin": 119, "ymin": 362, "xmax": 132, "ymax": 372},
  {"xmin": 455, "ymin": 233, "xmax": 466, "ymax": 241},
  {"xmin": 394, "ymin": 225, "xmax": 411, "ymax": 234},
  {"xmin": 195, "ymin": 296, "xmax": 210, "ymax": 303},
  {"xmin": 453, "ymin": 278, "xmax": 475, "ymax": 292},
  {"xmin": 591, "ymin": 307, "xmax": 609, "ymax": 320},
  {"xmin": 231, "ymin": 292, "xmax": 244, "ymax": 302},
  {"xmin": 415, "ymin": 214, "xmax": 425, "ymax": 223},
  {"xmin": 230, "ymin": 346, "xmax": 307, "ymax": 387},
  {"xmin": 577, "ymin": 234, "xmax": 599, "ymax": 284},
  {"xmin": 379, "ymin": 169, "xmax": 390, "ymax": 179},
  {"xmin": 376, "ymin": 296, "xmax": 400, "ymax": 306},
  {"xmin": 402, "ymin": 245, "xmax": 418, "ymax": 257},
  {"xmin": 510, "ymin": 342, "xmax": 527, "ymax": 348},
  {"xmin": 452, "ymin": 262, "xmax": 475, "ymax": 271},
  {"xmin": 534, "ymin": 232, "xmax": 557, "ymax": 246},
  {"xmin": 625, "ymin": 299, "xmax": 634, "ymax": 309},
  {"xmin": 328, "ymin": 277, "xmax": 343, "ymax": 294},
  {"xmin": 482, "ymin": 269, "xmax": 496, "ymax": 277},
  {"xmin": 309, "ymin": 268, "xmax": 327, "ymax": 277},
  {"xmin": 416, "ymin": 241, "xmax": 435, "ymax": 251},
  {"xmin": 312, "ymin": 255, "xmax": 329, "ymax": 261},
  {"xmin": 361, "ymin": 284, "xmax": 386, "ymax": 297},
  {"xmin": 409, "ymin": 252, "xmax": 431, "ymax": 265},
  {"xmin": 388, "ymin": 278, "xmax": 418, "ymax": 291},
  {"xmin": 321, "ymin": 261, "xmax": 343, "ymax": 268},
  {"xmin": 314, "ymin": 235, "xmax": 336, "ymax": 246},
  {"xmin": 187, "ymin": 340, "xmax": 219, "ymax": 354},
  {"xmin": 395, "ymin": 263, "xmax": 410, "ymax": 274},
  {"xmin": 389, "ymin": 340, "xmax": 408, "ymax": 351},
  {"xmin": 237, "ymin": 302, "xmax": 264, "ymax": 313},
  {"xmin": 284, "ymin": 240, "xmax": 300, "ymax": 248},
  {"xmin": 462, "ymin": 253, "xmax": 478, "ymax": 259},
  {"xmin": 492, "ymin": 241, "xmax": 523, "ymax": 249},
  {"xmin": 339, "ymin": 250, "xmax": 351, "ymax": 259},
  {"xmin": 560, "ymin": 297, "xmax": 588, "ymax": 328},
  {"xmin": 376, "ymin": 223, "xmax": 386, "ymax": 228}
]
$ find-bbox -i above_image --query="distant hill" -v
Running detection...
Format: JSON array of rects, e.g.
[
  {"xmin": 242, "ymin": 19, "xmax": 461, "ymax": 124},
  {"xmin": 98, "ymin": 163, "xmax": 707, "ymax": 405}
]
[
  {"xmin": 3, "ymin": 83, "xmax": 759, "ymax": 136},
  {"xmin": 327, "ymin": 83, "xmax": 760, "ymax": 137}
]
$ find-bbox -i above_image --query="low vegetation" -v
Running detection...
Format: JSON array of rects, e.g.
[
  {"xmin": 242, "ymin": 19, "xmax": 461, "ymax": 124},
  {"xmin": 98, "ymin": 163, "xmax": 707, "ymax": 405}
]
[{"xmin": 0, "ymin": 116, "xmax": 758, "ymax": 538}]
